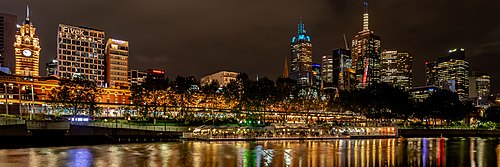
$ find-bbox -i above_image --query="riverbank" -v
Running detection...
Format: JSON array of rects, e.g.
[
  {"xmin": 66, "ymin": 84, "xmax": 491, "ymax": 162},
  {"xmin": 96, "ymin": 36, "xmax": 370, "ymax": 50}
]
[
  {"xmin": 0, "ymin": 124, "xmax": 182, "ymax": 148},
  {"xmin": 181, "ymin": 135, "xmax": 398, "ymax": 141},
  {"xmin": 3, "ymin": 122, "xmax": 500, "ymax": 149},
  {"xmin": 398, "ymin": 128, "xmax": 500, "ymax": 137}
]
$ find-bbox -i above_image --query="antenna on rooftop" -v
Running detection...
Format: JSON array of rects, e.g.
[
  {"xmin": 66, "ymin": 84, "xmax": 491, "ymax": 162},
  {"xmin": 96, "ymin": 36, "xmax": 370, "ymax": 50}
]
[{"xmin": 343, "ymin": 33, "xmax": 349, "ymax": 50}]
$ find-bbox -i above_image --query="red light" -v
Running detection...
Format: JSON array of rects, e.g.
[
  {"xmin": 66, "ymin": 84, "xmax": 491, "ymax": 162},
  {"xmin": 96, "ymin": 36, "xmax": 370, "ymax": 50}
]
[{"xmin": 151, "ymin": 70, "xmax": 165, "ymax": 74}]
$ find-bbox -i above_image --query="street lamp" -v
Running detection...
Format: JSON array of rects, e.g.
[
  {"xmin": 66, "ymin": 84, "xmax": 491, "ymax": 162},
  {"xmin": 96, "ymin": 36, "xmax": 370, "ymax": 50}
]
[
  {"xmin": 30, "ymin": 78, "xmax": 35, "ymax": 120},
  {"xmin": 18, "ymin": 83, "xmax": 21, "ymax": 119},
  {"xmin": 3, "ymin": 83, "xmax": 8, "ymax": 115}
]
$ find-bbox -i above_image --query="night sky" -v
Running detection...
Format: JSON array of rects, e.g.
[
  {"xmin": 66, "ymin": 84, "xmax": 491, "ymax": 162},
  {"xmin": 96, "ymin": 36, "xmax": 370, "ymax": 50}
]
[{"xmin": 1, "ymin": 0, "xmax": 499, "ymax": 92}]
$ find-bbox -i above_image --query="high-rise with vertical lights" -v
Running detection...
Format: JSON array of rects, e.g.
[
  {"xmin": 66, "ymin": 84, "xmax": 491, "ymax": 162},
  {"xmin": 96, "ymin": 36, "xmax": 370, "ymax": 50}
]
[
  {"xmin": 0, "ymin": 13, "xmax": 16, "ymax": 69},
  {"xmin": 425, "ymin": 61, "xmax": 438, "ymax": 86},
  {"xmin": 290, "ymin": 18, "xmax": 312, "ymax": 86},
  {"xmin": 476, "ymin": 75, "xmax": 490, "ymax": 99},
  {"xmin": 381, "ymin": 50, "xmax": 412, "ymax": 90},
  {"xmin": 321, "ymin": 49, "xmax": 355, "ymax": 92},
  {"xmin": 56, "ymin": 24, "xmax": 105, "ymax": 86},
  {"xmin": 432, "ymin": 48, "xmax": 469, "ymax": 99},
  {"xmin": 321, "ymin": 54, "xmax": 333, "ymax": 89},
  {"xmin": 106, "ymin": 38, "xmax": 129, "ymax": 89},
  {"xmin": 469, "ymin": 72, "xmax": 490, "ymax": 105},
  {"xmin": 333, "ymin": 48, "xmax": 355, "ymax": 91},
  {"xmin": 14, "ymin": 6, "xmax": 41, "ymax": 77},
  {"xmin": 351, "ymin": 1, "xmax": 381, "ymax": 88}
]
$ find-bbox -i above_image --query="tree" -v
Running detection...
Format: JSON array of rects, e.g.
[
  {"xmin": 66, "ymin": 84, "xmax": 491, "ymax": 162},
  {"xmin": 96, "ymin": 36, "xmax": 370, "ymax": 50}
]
[
  {"xmin": 483, "ymin": 106, "xmax": 500, "ymax": 122},
  {"xmin": 200, "ymin": 80, "xmax": 220, "ymax": 108},
  {"xmin": 275, "ymin": 77, "xmax": 299, "ymax": 122},
  {"xmin": 243, "ymin": 77, "xmax": 275, "ymax": 111},
  {"xmin": 130, "ymin": 76, "xmax": 169, "ymax": 123},
  {"xmin": 365, "ymin": 83, "xmax": 414, "ymax": 119},
  {"xmin": 336, "ymin": 83, "xmax": 414, "ymax": 126},
  {"xmin": 173, "ymin": 76, "xmax": 199, "ymax": 115},
  {"xmin": 49, "ymin": 76, "xmax": 102, "ymax": 116},
  {"xmin": 223, "ymin": 73, "xmax": 250, "ymax": 112},
  {"xmin": 423, "ymin": 89, "xmax": 465, "ymax": 125}
]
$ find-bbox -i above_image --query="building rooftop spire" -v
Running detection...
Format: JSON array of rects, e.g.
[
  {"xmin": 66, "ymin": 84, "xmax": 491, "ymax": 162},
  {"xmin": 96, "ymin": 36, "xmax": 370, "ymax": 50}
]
[
  {"xmin": 298, "ymin": 17, "xmax": 306, "ymax": 35},
  {"xmin": 26, "ymin": 5, "xmax": 30, "ymax": 20},
  {"xmin": 291, "ymin": 17, "xmax": 311, "ymax": 43},
  {"xmin": 283, "ymin": 56, "xmax": 289, "ymax": 78},
  {"xmin": 22, "ymin": 5, "xmax": 33, "ymax": 25},
  {"xmin": 363, "ymin": 0, "xmax": 369, "ymax": 31}
]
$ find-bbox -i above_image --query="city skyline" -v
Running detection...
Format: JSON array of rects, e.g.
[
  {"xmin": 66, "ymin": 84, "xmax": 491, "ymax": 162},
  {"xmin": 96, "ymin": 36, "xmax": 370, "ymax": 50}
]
[{"xmin": 0, "ymin": 1, "xmax": 499, "ymax": 92}]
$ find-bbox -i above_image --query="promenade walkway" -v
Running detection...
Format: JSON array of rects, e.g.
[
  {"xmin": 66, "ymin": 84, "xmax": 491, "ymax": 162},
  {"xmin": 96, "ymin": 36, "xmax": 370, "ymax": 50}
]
[
  {"xmin": 0, "ymin": 119, "xmax": 25, "ymax": 126},
  {"xmin": 70, "ymin": 122, "xmax": 190, "ymax": 132}
]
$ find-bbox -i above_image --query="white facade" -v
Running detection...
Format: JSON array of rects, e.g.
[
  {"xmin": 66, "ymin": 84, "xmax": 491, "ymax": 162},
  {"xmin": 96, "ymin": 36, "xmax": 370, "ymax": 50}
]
[{"xmin": 200, "ymin": 71, "xmax": 238, "ymax": 87}]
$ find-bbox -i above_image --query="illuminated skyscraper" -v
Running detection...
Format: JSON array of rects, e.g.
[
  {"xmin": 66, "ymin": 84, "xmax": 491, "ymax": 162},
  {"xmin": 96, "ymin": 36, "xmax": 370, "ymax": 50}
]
[
  {"xmin": 321, "ymin": 54, "xmax": 333, "ymax": 88},
  {"xmin": 106, "ymin": 38, "xmax": 129, "ymax": 89},
  {"xmin": 321, "ymin": 48, "xmax": 356, "ymax": 92},
  {"xmin": 14, "ymin": 6, "xmax": 41, "ymax": 77},
  {"xmin": 56, "ymin": 24, "xmax": 105, "ymax": 86},
  {"xmin": 290, "ymin": 18, "xmax": 312, "ymax": 86},
  {"xmin": 476, "ymin": 75, "xmax": 490, "ymax": 99},
  {"xmin": 433, "ymin": 48, "xmax": 469, "ymax": 99},
  {"xmin": 0, "ymin": 13, "xmax": 16, "ymax": 68},
  {"xmin": 469, "ymin": 71, "xmax": 490, "ymax": 105},
  {"xmin": 381, "ymin": 50, "xmax": 412, "ymax": 90},
  {"xmin": 333, "ymin": 48, "xmax": 355, "ymax": 91},
  {"xmin": 312, "ymin": 63, "xmax": 321, "ymax": 88},
  {"xmin": 425, "ymin": 61, "xmax": 438, "ymax": 86},
  {"xmin": 351, "ymin": 1, "xmax": 381, "ymax": 88}
]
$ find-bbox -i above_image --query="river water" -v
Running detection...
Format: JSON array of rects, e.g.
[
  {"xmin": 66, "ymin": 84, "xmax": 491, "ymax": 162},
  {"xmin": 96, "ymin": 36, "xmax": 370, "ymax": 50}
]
[{"xmin": 0, "ymin": 138, "xmax": 498, "ymax": 167}]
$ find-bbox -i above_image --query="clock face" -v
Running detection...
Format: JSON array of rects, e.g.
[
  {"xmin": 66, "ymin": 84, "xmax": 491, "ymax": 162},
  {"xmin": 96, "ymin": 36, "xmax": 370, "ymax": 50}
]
[{"xmin": 22, "ymin": 50, "xmax": 32, "ymax": 57}]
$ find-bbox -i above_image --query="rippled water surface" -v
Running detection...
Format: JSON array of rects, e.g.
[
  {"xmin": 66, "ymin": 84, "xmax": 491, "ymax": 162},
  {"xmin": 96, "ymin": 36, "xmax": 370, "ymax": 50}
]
[{"xmin": 0, "ymin": 138, "xmax": 498, "ymax": 167}]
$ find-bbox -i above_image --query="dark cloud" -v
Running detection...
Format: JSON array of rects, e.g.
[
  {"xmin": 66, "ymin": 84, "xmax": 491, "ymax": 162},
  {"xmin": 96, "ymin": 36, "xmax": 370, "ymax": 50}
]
[{"xmin": 1, "ymin": 0, "xmax": 499, "ymax": 92}]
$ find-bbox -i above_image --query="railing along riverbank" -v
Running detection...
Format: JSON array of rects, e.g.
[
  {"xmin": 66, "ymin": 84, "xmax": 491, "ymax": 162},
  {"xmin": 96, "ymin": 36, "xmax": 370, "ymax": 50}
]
[
  {"xmin": 0, "ymin": 118, "xmax": 25, "ymax": 126},
  {"xmin": 70, "ymin": 122, "xmax": 190, "ymax": 132}
]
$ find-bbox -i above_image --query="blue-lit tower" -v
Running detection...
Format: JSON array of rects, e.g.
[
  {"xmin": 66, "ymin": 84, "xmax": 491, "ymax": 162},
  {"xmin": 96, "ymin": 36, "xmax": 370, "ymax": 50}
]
[{"xmin": 290, "ymin": 18, "xmax": 313, "ymax": 86}]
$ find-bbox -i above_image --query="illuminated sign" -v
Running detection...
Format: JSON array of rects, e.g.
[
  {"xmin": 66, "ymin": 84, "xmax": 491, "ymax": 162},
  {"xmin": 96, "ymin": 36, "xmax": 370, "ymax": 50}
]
[
  {"xmin": 362, "ymin": 58, "xmax": 369, "ymax": 86},
  {"xmin": 111, "ymin": 39, "xmax": 126, "ymax": 45},
  {"xmin": 151, "ymin": 70, "xmax": 165, "ymax": 74},
  {"xmin": 61, "ymin": 26, "xmax": 85, "ymax": 36}
]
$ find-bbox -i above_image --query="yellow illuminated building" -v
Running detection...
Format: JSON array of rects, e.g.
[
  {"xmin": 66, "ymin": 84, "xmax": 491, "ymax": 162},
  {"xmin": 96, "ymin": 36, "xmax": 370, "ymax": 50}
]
[
  {"xmin": 106, "ymin": 39, "xmax": 129, "ymax": 89},
  {"xmin": 13, "ymin": 6, "xmax": 40, "ymax": 77}
]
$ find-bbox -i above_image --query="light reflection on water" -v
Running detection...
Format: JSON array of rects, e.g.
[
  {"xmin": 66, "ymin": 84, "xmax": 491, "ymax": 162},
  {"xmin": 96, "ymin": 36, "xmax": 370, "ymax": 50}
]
[{"xmin": 0, "ymin": 138, "xmax": 498, "ymax": 167}]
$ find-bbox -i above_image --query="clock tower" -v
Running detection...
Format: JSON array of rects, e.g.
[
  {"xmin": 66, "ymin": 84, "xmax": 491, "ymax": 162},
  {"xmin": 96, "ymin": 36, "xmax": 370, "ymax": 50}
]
[{"xmin": 13, "ymin": 6, "xmax": 40, "ymax": 77}]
